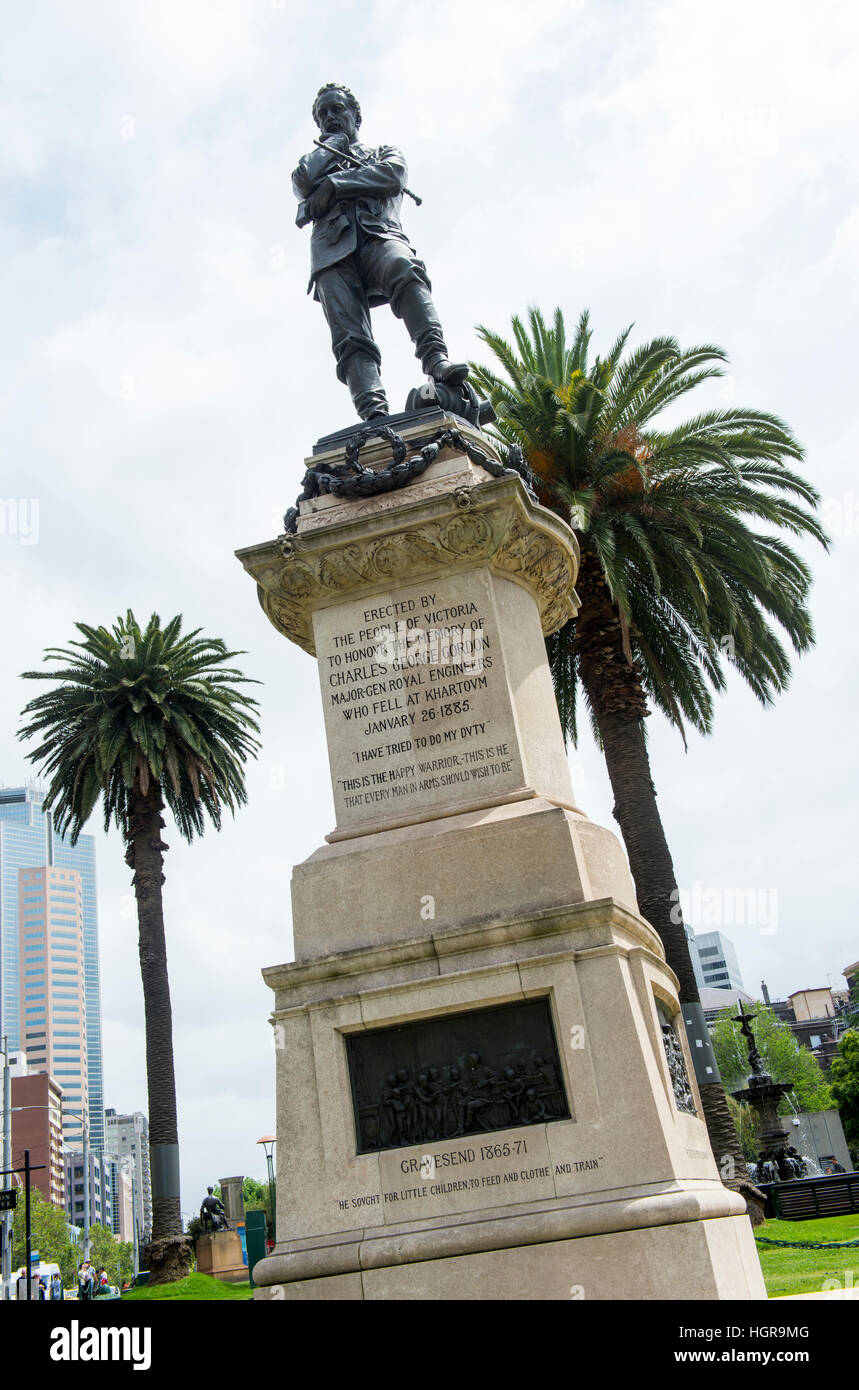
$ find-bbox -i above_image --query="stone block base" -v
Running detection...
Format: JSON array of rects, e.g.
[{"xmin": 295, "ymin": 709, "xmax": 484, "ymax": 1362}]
[
  {"xmin": 196, "ymin": 1230, "xmax": 247, "ymax": 1283},
  {"xmin": 253, "ymin": 893, "xmax": 766, "ymax": 1302},
  {"xmin": 253, "ymin": 1212, "xmax": 762, "ymax": 1300}
]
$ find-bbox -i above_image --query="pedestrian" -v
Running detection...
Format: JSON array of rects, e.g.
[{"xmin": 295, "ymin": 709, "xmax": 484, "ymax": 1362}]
[
  {"xmin": 78, "ymin": 1259, "xmax": 94, "ymax": 1301},
  {"xmin": 16, "ymin": 1269, "xmax": 29, "ymax": 1301},
  {"xmin": 38, "ymin": 1277, "xmax": 48, "ymax": 1300},
  {"xmin": 50, "ymin": 1271, "xmax": 64, "ymax": 1301}
]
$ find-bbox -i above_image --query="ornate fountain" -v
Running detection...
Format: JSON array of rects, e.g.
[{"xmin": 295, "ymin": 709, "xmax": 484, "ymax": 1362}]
[{"xmin": 731, "ymin": 1002, "xmax": 806, "ymax": 1183}]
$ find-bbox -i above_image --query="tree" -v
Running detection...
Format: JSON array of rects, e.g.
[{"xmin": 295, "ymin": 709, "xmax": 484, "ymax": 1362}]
[
  {"xmin": 19, "ymin": 612, "xmax": 261, "ymax": 1282},
  {"xmin": 829, "ymin": 1030, "xmax": 859, "ymax": 1165},
  {"xmin": 10, "ymin": 1188, "xmax": 77, "ymax": 1286},
  {"xmin": 472, "ymin": 309, "xmax": 826, "ymax": 1210},
  {"xmin": 242, "ymin": 1176, "xmax": 272, "ymax": 1236},
  {"xmin": 711, "ymin": 1003, "xmax": 834, "ymax": 1113},
  {"xmin": 87, "ymin": 1222, "xmax": 134, "ymax": 1289}
]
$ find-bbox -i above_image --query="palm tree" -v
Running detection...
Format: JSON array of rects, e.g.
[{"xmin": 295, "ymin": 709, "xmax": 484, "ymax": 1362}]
[
  {"xmin": 19, "ymin": 611, "xmax": 260, "ymax": 1280},
  {"xmin": 471, "ymin": 309, "xmax": 827, "ymax": 1212}
]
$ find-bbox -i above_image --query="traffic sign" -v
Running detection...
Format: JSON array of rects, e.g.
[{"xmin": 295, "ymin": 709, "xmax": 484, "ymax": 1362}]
[{"xmin": 0, "ymin": 1189, "xmax": 16, "ymax": 1212}]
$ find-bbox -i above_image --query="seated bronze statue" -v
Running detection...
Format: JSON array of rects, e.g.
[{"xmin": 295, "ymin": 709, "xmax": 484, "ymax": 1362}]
[{"xmin": 199, "ymin": 1186, "xmax": 231, "ymax": 1233}]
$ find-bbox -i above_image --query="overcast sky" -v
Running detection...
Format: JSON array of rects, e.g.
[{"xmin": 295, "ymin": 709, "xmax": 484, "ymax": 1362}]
[{"xmin": 2, "ymin": 0, "xmax": 857, "ymax": 1220}]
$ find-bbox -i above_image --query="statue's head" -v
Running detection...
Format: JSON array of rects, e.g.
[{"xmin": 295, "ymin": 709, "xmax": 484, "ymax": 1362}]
[
  {"xmin": 312, "ymin": 83, "xmax": 362, "ymax": 141},
  {"xmin": 207, "ymin": 1186, "xmax": 214, "ymax": 1195}
]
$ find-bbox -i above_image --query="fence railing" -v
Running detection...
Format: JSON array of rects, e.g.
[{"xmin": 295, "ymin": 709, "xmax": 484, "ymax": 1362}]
[{"xmin": 757, "ymin": 1172, "xmax": 859, "ymax": 1220}]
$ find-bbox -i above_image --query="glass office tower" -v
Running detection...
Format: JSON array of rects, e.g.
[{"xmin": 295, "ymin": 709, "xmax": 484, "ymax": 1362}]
[
  {"xmin": 0, "ymin": 786, "xmax": 105, "ymax": 1153},
  {"xmin": 694, "ymin": 929, "xmax": 745, "ymax": 992}
]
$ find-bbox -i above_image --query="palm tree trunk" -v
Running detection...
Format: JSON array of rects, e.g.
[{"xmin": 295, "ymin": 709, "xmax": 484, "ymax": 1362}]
[
  {"xmin": 127, "ymin": 779, "xmax": 192, "ymax": 1274},
  {"xmin": 572, "ymin": 552, "xmax": 764, "ymax": 1220}
]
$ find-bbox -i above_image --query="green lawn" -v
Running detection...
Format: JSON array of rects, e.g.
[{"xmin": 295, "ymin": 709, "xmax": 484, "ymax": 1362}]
[
  {"xmin": 757, "ymin": 1214, "xmax": 859, "ymax": 1298},
  {"xmin": 122, "ymin": 1273, "xmax": 252, "ymax": 1301}
]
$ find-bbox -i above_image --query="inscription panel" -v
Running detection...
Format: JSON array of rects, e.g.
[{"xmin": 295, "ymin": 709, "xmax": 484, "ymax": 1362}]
[
  {"xmin": 346, "ymin": 998, "xmax": 570, "ymax": 1154},
  {"xmin": 313, "ymin": 568, "xmax": 526, "ymax": 830}
]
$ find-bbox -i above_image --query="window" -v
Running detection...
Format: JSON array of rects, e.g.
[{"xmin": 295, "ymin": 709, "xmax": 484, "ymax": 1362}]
[
  {"xmin": 810, "ymin": 1034, "xmax": 822, "ymax": 1048},
  {"xmin": 699, "ymin": 946, "xmax": 720, "ymax": 958},
  {"xmin": 24, "ymin": 968, "xmax": 45, "ymax": 977}
]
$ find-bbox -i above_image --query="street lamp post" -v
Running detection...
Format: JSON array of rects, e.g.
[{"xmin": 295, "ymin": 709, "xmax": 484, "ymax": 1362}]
[{"xmin": 256, "ymin": 1135, "xmax": 276, "ymax": 1245}]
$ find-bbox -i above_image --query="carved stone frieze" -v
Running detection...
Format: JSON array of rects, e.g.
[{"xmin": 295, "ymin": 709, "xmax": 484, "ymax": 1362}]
[
  {"xmin": 236, "ymin": 473, "xmax": 580, "ymax": 655},
  {"xmin": 347, "ymin": 998, "xmax": 570, "ymax": 1154},
  {"xmin": 661, "ymin": 1020, "xmax": 697, "ymax": 1116}
]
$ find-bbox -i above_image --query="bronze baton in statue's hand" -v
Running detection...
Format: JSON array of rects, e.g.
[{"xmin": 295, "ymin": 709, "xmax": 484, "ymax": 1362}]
[{"xmin": 313, "ymin": 137, "xmax": 423, "ymax": 206}]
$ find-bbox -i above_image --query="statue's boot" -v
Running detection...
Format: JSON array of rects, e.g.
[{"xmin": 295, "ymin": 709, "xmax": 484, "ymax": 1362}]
[
  {"xmin": 425, "ymin": 354, "xmax": 470, "ymax": 386},
  {"xmin": 345, "ymin": 353, "xmax": 389, "ymax": 421}
]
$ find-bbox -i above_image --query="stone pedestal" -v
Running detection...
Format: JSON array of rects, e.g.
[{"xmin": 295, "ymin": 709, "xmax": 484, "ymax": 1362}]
[
  {"xmin": 220, "ymin": 1175, "xmax": 246, "ymax": 1228},
  {"xmin": 196, "ymin": 1230, "xmax": 246, "ymax": 1283},
  {"xmin": 236, "ymin": 417, "xmax": 766, "ymax": 1300}
]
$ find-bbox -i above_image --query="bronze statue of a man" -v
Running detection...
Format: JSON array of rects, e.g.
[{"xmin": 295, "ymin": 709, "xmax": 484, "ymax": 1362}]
[
  {"xmin": 200, "ymin": 1186, "xmax": 230, "ymax": 1233},
  {"xmin": 293, "ymin": 83, "xmax": 468, "ymax": 421}
]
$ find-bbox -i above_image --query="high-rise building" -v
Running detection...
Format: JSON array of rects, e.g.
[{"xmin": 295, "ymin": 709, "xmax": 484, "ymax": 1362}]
[
  {"xmin": 693, "ymin": 930, "xmax": 745, "ymax": 992},
  {"xmin": 0, "ymin": 786, "xmax": 105, "ymax": 1153},
  {"xmin": 64, "ymin": 1150, "xmax": 112, "ymax": 1229},
  {"xmin": 104, "ymin": 1109, "xmax": 152, "ymax": 1245},
  {"xmin": 10, "ymin": 1067, "xmax": 65, "ymax": 1207},
  {"xmin": 16, "ymin": 865, "xmax": 89, "ymax": 1150},
  {"xmin": 107, "ymin": 1156, "xmax": 136, "ymax": 1243}
]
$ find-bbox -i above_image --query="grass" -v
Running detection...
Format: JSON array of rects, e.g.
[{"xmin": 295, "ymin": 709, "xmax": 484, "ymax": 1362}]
[
  {"xmin": 121, "ymin": 1272, "xmax": 252, "ymax": 1301},
  {"xmin": 757, "ymin": 1214, "xmax": 859, "ymax": 1298}
]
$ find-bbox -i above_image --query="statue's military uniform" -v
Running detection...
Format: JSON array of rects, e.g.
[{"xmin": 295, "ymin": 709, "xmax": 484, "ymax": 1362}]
[{"xmin": 292, "ymin": 142, "xmax": 450, "ymax": 419}]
